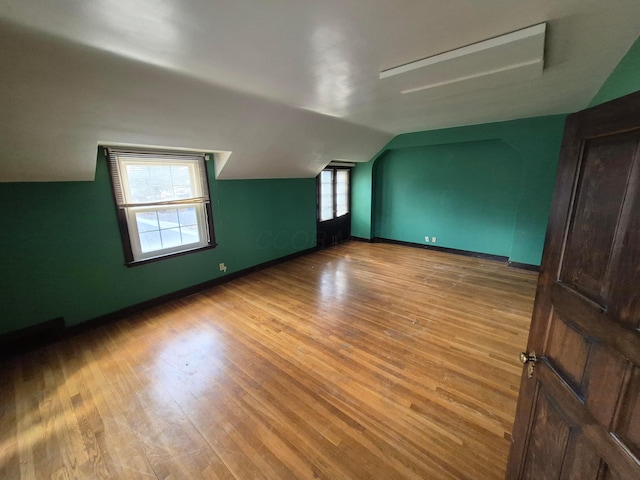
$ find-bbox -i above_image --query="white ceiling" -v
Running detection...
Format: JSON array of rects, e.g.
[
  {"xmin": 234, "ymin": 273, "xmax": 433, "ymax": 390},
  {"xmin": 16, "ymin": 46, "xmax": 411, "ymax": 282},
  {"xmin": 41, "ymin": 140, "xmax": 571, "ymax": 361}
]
[{"xmin": 1, "ymin": 0, "xmax": 639, "ymax": 181}]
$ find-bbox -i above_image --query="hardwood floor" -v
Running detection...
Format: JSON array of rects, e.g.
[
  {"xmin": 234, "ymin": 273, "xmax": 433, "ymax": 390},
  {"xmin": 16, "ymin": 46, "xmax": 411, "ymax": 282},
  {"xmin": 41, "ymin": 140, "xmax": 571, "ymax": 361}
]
[{"xmin": 0, "ymin": 242, "xmax": 538, "ymax": 479}]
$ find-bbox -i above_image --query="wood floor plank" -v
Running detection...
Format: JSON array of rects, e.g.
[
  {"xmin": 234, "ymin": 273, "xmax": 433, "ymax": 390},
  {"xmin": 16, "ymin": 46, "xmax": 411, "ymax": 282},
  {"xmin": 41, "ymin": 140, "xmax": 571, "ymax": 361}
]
[
  {"xmin": 0, "ymin": 364, "xmax": 20, "ymax": 480},
  {"xmin": 1, "ymin": 242, "xmax": 537, "ymax": 479}
]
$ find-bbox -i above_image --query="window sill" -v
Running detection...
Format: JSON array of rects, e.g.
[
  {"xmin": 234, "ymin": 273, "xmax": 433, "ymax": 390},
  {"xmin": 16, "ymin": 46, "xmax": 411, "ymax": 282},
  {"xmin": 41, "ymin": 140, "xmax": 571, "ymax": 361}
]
[{"xmin": 125, "ymin": 243, "xmax": 217, "ymax": 267}]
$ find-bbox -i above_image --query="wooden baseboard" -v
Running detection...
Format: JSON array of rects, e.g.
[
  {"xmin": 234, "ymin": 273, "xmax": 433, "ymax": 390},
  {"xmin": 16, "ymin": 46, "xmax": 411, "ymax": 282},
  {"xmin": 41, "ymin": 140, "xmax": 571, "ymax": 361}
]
[
  {"xmin": 507, "ymin": 261, "xmax": 540, "ymax": 272},
  {"xmin": 373, "ymin": 237, "xmax": 510, "ymax": 262},
  {"xmin": 373, "ymin": 237, "xmax": 540, "ymax": 271},
  {"xmin": 0, "ymin": 246, "xmax": 319, "ymax": 361},
  {"xmin": 0, "ymin": 317, "xmax": 65, "ymax": 361},
  {"xmin": 349, "ymin": 236, "xmax": 374, "ymax": 243}
]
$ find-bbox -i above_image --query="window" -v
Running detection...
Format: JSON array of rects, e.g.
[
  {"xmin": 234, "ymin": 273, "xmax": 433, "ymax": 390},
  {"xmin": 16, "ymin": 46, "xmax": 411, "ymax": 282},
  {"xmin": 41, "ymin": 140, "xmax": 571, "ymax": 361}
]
[
  {"xmin": 106, "ymin": 147, "xmax": 216, "ymax": 265},
  {"xmin": 318, "ymin": 167, "xmax": 350, "ymax": 221}
]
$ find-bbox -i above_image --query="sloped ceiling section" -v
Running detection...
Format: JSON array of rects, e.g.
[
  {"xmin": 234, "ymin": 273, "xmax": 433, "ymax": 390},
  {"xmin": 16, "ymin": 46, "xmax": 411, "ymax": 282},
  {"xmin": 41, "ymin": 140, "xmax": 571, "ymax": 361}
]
[
  {"xmin": 1, "ymin": 0, "xmax": 639, "ymax": 182},
  {"xmin": 0, "ymin": 23, "xmax": 391, "ymax": 182}
]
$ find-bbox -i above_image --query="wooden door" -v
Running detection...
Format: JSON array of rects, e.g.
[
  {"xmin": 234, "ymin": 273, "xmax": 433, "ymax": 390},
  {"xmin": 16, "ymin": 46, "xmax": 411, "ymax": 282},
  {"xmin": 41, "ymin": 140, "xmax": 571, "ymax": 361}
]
[{"xmin": 506, "ymin": 91, "xmax": 640, "ymax": 479}]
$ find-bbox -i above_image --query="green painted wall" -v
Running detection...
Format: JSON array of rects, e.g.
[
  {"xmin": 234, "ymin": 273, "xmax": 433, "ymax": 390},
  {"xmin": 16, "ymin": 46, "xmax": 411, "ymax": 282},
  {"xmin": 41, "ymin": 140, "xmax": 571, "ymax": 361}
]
[
  {"xmin": 590, "ymin": 34, "xmax": 640, "ymax": 106},
  {"xmin": 374, "ymin": 141, "xmax": 521, "ymax": 257},
  {"xmin": 0, "ymin": 149, "xmax": 316, "ymax": 335},
  {"xmin": 353, "ymin": 115, "xmax": 567, "ymax": 266},
  {"xmin": 351, "ymin": 159, "xmax": 376, "ymax": 239}
]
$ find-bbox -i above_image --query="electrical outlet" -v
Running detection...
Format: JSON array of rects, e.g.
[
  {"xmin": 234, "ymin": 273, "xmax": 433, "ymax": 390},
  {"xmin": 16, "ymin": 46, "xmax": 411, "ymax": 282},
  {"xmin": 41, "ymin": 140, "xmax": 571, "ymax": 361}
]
[
  {"xmin": 432, "ymin": 237, "xmax": 437, "ymax": 243},
  {"xmin": 425, "ymin": 236, "xmax": 430, "ymax": 242},
  {"xmin": 219, "ymin": 262, "xmax": 227, "ymax": 272}
]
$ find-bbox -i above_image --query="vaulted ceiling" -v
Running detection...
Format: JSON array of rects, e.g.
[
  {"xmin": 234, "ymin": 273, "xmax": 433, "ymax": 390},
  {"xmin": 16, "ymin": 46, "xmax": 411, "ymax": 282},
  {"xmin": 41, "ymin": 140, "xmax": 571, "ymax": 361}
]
[{"xmin": 1, "ymin": 0, "xmax": 639, "ymax": 181}]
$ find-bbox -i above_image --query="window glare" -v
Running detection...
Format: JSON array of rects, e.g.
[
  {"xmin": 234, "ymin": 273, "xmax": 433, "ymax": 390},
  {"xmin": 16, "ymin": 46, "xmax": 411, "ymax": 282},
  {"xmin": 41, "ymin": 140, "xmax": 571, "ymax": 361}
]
[
  {"xmin": 139, "ymin": 230, "xmax": 162, "ymax": 253},
  {"xmin": 124, "ymin": 161, "xmax": 197, "ymax": 204},
  {"xmin": 319, "ymin": 168, "xmax": 349, "ymax": 221},
  {"xmin": 134, "ymin": 206, "xmax": 202, "ymax": 254},
  {"xmin": 336, "ymin": 170, "xmax": 349, "ymax": 217},
  {"xmin": 320, "ymin": 170, "xmax": 334, "ymax": 221},
  {"xmin": 136, "ymin": 211, "xmax": 159, "ymax": 232}
]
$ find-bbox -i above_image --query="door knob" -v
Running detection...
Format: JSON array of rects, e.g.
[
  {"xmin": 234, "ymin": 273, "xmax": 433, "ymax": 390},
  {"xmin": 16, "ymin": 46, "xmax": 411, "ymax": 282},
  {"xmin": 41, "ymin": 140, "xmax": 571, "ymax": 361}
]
[
  {"xmin": 520, "ymin": 351, "xmax": 537, "ymax": 364},
  {"xmin": 519, "ymin": 351, "xmax": 538, "ymax": 378}
]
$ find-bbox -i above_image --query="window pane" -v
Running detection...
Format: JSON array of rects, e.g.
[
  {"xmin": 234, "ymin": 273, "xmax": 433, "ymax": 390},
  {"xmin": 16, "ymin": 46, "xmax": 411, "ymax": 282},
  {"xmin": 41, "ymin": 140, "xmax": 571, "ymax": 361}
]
[
  {"xmin": 320, "ymin": 207, "xmax": 332, "ymax": 221},
  {"xmin": 181, "ymin": 224, "xmax": 201, "ymax": 244},
  {"xmin": 148, "ymin": 164, "xmax": 172, "ymax": 185},
  {"xmin": 134, "ymin": 206, "xmax": 204, "ymax": 254},
  {"xmin": 177, "ymin": 207, "xmax": 197, "ymax": 226},
  {"xmin": 135, "ymin": 211, "xmax": 159, "ymax": 233},
  {"xmin": 139, "ymin": 230, "xmax": 162, "ymax": 253},
  {"xmin": 160, "ymin": 228, "xmax": 182, "ymax": 249},
  {"xmin": 336, "ymin": 194, "xmax": 348, "ymax": 216},
  {"xmin": 173, "ymin": 185, "xmax": 193, "ymax": 199},
  {"xmin": 319, "ymin": 170, "xmax": 334, "ymax": 221},
  {"xmin": 126, "ymin": 164, "xmax": 150, "ymax": 185},
  {"xmin": 157, "ymin": 209, "xmax": 179, "ymax": 228},
  {"xmin": 336, "ymin": 170, "xmax": 349, "ymax": 190},
  {"xmin": 126, "ymin": 164, "xmax": 171, "ymax": 203},
  {"xmin": 336, "ymin": 175, "xmax": 347, "ymax": 194},
  {"xmin": 170, "ymin": 165, "xmax": 191, "ymax": 185},
  {"xmin": 125, "ymin": 162, "xmax": 196, "ymax": 203},
  {"xmin": 336, "ymin": 170, "xmax": 349, "ymax": 217}
]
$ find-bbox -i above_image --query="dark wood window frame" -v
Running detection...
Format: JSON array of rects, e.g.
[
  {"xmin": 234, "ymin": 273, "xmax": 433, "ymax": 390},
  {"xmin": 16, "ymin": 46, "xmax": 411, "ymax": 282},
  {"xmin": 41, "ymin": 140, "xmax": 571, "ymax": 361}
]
[
  {"xmin": 317, "ymin": 166, "xmax": 351, "ymax": 222},
  {"xmin": 105, "ymin": 147, "xmax": 217, "ymax": 267}
]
